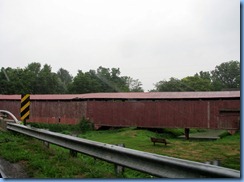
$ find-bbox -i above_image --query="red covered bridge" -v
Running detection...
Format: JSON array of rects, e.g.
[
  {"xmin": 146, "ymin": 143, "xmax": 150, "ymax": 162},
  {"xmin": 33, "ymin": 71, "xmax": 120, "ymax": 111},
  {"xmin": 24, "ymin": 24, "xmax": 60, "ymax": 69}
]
[{"xmin": 0, "ymin": 91, "xmax": 240, "ymax": 132}]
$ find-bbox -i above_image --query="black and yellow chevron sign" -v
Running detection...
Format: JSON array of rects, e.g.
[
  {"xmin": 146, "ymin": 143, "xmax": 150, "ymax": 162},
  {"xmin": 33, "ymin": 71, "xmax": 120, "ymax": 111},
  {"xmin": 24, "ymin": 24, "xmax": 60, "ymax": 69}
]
[{"xmin": 20, "ymin": 94, "xmax": 30, "ymax": 121}]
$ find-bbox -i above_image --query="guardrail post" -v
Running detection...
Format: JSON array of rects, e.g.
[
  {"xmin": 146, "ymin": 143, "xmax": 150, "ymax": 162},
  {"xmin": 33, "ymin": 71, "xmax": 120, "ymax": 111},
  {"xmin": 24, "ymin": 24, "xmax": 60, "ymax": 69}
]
[
  {"xmin": 43, "ymin": 141, "xmax": 50, "ymax": 148},
  {"xmin": 212, "ymin": 160, "xmax": 220, "ymax": 166},
  {"xmin": 114, "ymin": 144, "xmax": 125, "ymax": 176},
  {"xmin": 185, "ymin": 128, "xmax": 190, "ymax": 140},
  {"xmin": 205, "ymin": 160, "xmax": 220, "ymax": 166},
  {"xmin": 70, "ymin": 150, "xmax": 78, "ymax": 157},
  {"xmin": 70, "ymin": 133, "xmax": 78, "ymax": 157},
  {"xmin": 93, "ymin": 157, "xmax": 97, "ymax": 164}
]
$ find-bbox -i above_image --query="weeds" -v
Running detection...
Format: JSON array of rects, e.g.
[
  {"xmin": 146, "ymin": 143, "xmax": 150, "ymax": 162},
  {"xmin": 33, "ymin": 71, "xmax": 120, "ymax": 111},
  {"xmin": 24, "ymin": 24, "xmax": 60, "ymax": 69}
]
[
  {"xmin": 78, "ymin": 117, "xmax": 94, "ymax": 133},
  {"xmin": 29, "ymin": 117, "xmax": 94, "ymax": 134}
]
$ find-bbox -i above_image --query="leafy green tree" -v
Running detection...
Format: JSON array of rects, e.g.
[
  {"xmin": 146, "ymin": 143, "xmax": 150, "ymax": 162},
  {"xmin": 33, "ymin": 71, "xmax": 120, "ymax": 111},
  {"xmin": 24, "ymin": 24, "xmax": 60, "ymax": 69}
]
[
  {"xmin": 194, "ymin": 71, "xmax": 211, "ymax": 81},
  {"xmin": 154, "ymin": 77, "xmax": 183, "ymax": 92},
  {"xmin": 69, "ymin": 66, "xmax": 143, "ymax": 93},
  {"xmin": 57, "ymin": 68, "xmax": 73, "ymax": 83},
  {"xmin": 21, "ymin": 63, "xmax": 63, "ymax": 94},
  {"xmin": 36, "ymin": 64, "xmax": 61, "ymax": 93},
  {"xmin": 181, "ymin": 76, "xmax": 212, "ymax": 91},
  {"xmin": 0, "ymin": 67, "xmax": 26, "ymax": 94},
  {"xmin": 95, "ymin": 66, "xmax": 117, "ymax": 92},
  {"xmin": 21, "ymin": 62, "xmax": 64, "ymax": 94},
  {"xmin": 68, "ymin": 70, "xmax": 100, "ymax": 93},
  {"xmin": 126, "ymin": 77, "xmax": 144, "ymax": 92},
  {"xmin": 23, "ymin": 62, "xmax": 42, "ymax": 93},
  {"xmin": 95, "ymin": 66, "xmax": 128, "ymax": 92},
  {"xmin": 153, "ymin": 61, "xmax": 240, "ymax": 92},
  {"xmin": 57, "ymin": 68, "xmax": 73, "ymax": 93},
  {"xmin": 0, "ymin": 63, "xmax": 144, "ymax": 94},
  {"xmin": 211, "ymin": 60, "xmax": 240, "ymax": 90},
  {"xmin": 110, "ymin": 68, "xmax": 129, "ymax": 92}
]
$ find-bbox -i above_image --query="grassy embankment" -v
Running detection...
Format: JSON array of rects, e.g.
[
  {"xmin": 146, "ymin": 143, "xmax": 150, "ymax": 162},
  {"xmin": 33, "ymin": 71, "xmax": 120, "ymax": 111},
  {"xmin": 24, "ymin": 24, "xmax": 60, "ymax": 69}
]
[{"xmin": 0, "ymin": 122, "xmax": 240, "ymax": 178}]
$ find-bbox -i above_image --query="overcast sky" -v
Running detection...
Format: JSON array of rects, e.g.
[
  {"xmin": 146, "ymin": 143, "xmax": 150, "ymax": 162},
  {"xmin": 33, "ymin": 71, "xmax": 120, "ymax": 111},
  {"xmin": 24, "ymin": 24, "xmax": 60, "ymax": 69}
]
[{"xmin": 0, "ymin": 0, "xmax": 240, "ymax": 91}]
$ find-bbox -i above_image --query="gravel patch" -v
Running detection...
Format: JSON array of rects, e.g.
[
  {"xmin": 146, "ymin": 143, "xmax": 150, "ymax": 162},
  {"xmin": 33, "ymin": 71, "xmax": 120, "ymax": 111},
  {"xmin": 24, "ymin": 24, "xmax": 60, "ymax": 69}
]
[{"xmin": 0, "ymin": 157, "xmax": 29, "ymax": 178}]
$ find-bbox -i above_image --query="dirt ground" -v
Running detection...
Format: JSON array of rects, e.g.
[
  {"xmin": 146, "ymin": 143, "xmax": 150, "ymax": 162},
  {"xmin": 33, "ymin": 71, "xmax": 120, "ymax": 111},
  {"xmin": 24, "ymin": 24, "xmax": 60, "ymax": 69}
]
[
  {"xmin": 178, "ymin": 129, "xmax": 226, "ymax": 140},
  {"xmin": 0, "ymin": 157, "xmax": 29, "ymax": 178}
]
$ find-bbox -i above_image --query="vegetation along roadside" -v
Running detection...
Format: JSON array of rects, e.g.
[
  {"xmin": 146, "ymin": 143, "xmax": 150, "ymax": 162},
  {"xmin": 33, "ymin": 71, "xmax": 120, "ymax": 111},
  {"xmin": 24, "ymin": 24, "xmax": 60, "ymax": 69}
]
[{"xmin": 0, "ymin": 123, "xmax": 240, "ymax": 178}]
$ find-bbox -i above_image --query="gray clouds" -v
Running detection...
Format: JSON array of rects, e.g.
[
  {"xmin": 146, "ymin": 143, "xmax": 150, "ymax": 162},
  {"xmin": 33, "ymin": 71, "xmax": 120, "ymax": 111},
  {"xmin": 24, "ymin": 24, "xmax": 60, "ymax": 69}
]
[{"xmin": 0, "ymin": 0, "xmax": 240, "ymax": 91}]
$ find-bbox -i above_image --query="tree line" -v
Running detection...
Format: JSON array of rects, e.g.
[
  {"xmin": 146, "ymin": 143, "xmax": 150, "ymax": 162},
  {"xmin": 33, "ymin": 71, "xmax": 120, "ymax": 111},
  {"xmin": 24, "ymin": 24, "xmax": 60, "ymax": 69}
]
[
  {"xmin": 0, "ymin": 60, "xmax": 240, "ymax": 94},
  {"xmin": 153, "ymin": 60, "xmax": 240, "ymax": 92},
  {"xmin": 0, "ymin": 62, "xmax": 143, "ymax": 94}
]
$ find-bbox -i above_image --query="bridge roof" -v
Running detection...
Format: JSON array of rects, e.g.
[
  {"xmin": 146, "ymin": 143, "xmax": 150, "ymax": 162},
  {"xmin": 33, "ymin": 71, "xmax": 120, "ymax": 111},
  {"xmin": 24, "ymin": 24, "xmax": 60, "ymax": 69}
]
[{"xmin": 0, "ymin": 91, "xmax": 240, "ymax": 100}]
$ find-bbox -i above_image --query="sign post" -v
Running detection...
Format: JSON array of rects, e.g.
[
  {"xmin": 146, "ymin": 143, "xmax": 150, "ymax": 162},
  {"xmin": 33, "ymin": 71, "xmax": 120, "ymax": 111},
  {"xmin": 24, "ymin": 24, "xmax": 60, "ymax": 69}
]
[{"xmin": 20, "ymin": 94, "xmax": 30, "ymax": 125}]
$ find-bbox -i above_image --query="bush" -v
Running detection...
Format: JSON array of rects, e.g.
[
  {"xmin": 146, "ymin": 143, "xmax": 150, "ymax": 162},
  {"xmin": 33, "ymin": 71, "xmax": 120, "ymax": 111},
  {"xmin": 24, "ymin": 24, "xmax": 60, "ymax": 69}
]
[
  {"xmin": 29, "ymin": 118, "xmax": 94, "ymax": 134},
  {"xmin": 162, "ymin": 128, "xmax": 184, "ymax": 137},
  {"xmin": 78, "ymin": 117, "xmax": 94, "ymax": 133},
  {"xmin": 29, "ymin": 123, "xmax": 76, "ymax": 132}
]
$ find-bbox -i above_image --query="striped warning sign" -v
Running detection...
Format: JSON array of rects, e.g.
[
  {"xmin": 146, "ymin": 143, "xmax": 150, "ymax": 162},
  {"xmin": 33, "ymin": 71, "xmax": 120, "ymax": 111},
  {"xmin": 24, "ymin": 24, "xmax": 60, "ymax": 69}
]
[{"xmin": 20, "ymin": 94, "xmax": 30, "ymax": 121}]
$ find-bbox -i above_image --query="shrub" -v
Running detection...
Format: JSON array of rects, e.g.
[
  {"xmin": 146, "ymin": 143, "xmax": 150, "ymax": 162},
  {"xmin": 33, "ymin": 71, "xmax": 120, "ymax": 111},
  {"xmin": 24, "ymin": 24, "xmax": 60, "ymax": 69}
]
[{"xmin": 78, "ymin": 117, "xmax": 94, "ymax": 133}]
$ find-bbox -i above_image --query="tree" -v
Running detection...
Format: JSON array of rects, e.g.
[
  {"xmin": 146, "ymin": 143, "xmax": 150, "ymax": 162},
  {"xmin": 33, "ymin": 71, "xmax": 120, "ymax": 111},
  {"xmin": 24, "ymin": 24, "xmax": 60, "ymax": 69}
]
[
  {"xmin": 0, "ymin": 67, "xmax": 27, "ymax": 94},
  {"xmin": 24, "ymin": 62, "xmax": 42, "ymax": 93},
  {"xmin": 194, "ymin": 71, "xmax": 211, "ymax": 81},
  {"xmin": 181, "ymin": 76, "xmax": 212, "ymax": 91},
  {"xmin": 126, "ymin": 77, "xmax": 144, "ymax": 92},
  {"xmin": 57, "ymin": 68, "xmax": 73, "ymax": 93},
  {"xmin": 36, "ymin": 64, "xmax": 61, "ymax": 93},
  {"xmin": 154, "ymin": 74, "xmax": 212, "ymax": 92},
  {"xmin": 154, "ymin": 77, "xmax": 184, "ymax": 92},
  {"xmin": 153, "ymin": 61, "xmax": 240, "ymax": 92},
  {"xmin": 69, "ymin": 66, "xmax": 142, "ymax": 93},
  {"xmin": 96, "ymin": 66, "xmax": 119, "ymax": 92},
  {"xmin": 211, "ymin": 60, "xmax": 240, "ymax": 90},
  {"xmin": 68, "ymin": 70, "xmax": 100, "ymax": 94},
  {"xmin": 92, "ymin": 66, "xmax": 130, "ymax": 92},
  {"xmin": 23, "ymin": 63, "xmax": 64, "ymax": 94},
  {"xmin": 0, "ymin": 63, "xmax": 143, "ymax": 94}
]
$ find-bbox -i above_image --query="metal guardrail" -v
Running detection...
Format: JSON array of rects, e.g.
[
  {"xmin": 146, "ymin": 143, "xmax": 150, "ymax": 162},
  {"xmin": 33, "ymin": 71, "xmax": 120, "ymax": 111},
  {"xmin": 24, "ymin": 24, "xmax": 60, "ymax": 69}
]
[
  {"xmin": 0, "ymin": 110, "xmax": 20, "ymax": 124},
  {"xmin": 6, "ymin": 122, "xmax": 240, "ymax": 178}
]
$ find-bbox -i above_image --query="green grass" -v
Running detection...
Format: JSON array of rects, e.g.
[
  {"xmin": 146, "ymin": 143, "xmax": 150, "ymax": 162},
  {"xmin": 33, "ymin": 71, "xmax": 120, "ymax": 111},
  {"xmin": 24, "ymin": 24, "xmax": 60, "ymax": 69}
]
[
  {"xmin": 78, "ymin": 128, "xmax": 240, "ymax": 170},
  {"xmin": 0, "ymin": 127, "xmax": 240, "ymax": 178}
]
